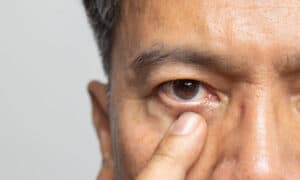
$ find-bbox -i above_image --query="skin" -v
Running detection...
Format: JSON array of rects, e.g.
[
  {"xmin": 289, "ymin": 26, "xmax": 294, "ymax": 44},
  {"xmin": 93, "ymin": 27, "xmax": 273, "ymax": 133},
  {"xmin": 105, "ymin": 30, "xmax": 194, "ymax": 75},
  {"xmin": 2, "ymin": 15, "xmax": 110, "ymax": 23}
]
[{"xmin": 89, "ymin": 0, "xmax": 300, "ymax": 179}]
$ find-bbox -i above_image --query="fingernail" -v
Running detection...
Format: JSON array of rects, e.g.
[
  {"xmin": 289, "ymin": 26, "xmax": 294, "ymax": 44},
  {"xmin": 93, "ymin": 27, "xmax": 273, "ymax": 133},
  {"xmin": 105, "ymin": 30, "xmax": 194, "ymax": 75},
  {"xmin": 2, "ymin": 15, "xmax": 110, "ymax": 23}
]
[{"xmin": 171, "ymin": 112, "xmax": 199, "ymax": 135}]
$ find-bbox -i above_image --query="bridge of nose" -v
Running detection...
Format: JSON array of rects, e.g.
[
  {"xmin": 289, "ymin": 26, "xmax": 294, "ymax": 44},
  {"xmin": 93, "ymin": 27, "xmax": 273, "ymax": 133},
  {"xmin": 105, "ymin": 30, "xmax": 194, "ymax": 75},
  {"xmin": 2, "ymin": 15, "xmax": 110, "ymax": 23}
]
[
  {"xmin": 207, "ymin": 63, "xmax": 300, "ymax": 179},
  {"xmin": 232, "ymin": 85, "xmax": 282, "ymax": 179}
]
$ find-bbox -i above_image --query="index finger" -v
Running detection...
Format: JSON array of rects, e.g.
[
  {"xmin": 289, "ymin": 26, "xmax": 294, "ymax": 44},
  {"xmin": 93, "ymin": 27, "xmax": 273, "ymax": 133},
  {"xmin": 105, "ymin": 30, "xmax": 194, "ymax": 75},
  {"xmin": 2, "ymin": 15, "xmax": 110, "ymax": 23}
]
[{"xmin": 136, "ymin": 112, "xmax": 207, "ymax": 180}]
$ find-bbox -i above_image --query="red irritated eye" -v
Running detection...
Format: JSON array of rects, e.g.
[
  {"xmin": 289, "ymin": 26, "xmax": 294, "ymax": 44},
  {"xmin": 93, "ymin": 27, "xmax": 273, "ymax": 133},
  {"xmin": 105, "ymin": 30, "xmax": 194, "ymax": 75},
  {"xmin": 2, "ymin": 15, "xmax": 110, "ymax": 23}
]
[{"xmin": 158, "ymin": 79, "xmax": 219, "ymax": 105}]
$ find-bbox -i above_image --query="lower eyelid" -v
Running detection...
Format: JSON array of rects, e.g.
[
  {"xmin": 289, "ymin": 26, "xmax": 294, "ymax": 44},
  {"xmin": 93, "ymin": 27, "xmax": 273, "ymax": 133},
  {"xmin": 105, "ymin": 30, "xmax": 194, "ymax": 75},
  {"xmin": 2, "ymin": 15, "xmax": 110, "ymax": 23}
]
[
  {"xmin": 158, "ymin": 89, "xmax": 213, "ymax": 108},
  {"xmin": 158, "ymin": 91, "xmax": 218, "ymax": 117}
]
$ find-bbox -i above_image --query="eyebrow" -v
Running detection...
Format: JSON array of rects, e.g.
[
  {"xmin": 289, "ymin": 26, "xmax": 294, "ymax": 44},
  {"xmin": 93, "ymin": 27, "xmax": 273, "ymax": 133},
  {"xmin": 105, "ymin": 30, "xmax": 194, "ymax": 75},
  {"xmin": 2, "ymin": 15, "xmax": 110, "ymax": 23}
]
[{"xmin": 130, "ymin": 46, "xmax": 247, "ymax": 79}]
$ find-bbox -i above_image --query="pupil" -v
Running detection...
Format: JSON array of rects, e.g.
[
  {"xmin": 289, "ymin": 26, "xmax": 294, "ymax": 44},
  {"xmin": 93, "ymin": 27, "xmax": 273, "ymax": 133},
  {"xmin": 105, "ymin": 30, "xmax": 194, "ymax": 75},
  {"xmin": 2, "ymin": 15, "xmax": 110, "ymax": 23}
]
[{"xmin": 172, "ymin": 80, "xmax": 200, "ymax": 100}]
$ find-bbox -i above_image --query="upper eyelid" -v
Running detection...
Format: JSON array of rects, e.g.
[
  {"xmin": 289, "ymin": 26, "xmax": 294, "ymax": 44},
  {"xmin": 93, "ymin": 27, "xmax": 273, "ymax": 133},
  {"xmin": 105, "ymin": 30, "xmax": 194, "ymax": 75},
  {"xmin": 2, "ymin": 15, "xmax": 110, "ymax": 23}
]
[{"xmin": 160, "ymin": 79, "xmax": 205, "ymax": 88}]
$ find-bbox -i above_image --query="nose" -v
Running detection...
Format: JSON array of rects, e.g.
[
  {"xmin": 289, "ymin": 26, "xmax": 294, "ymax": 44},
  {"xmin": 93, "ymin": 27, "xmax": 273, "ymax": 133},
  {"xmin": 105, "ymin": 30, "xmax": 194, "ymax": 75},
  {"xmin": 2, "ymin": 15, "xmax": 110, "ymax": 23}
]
[{"xmin": 235, "ymin": 89, "xmax": 281, "ymax": 179}]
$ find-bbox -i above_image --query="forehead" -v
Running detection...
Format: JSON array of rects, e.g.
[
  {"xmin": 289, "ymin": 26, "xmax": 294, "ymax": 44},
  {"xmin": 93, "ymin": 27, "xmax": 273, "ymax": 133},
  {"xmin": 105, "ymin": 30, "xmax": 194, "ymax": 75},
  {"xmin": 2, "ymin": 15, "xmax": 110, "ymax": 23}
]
[{"xmin": 115, "ymin": 0, "xmax": 300, "ymax": 65}]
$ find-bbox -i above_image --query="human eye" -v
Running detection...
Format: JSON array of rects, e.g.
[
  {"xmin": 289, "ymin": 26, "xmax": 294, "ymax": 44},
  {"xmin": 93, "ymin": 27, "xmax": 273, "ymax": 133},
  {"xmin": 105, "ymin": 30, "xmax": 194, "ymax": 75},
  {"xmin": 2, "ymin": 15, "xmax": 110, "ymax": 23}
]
[{"xmin": 157, "ymin": 79, "xmax": 220, "ymax": 108}]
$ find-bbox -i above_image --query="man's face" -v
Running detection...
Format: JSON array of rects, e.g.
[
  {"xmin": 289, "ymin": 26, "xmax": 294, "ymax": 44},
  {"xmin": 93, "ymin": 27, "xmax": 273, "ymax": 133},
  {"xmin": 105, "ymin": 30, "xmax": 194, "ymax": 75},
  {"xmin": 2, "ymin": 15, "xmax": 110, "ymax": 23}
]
[{"xmin": 108, "ymin": 0, "xmax": 300, "ymax": 179}]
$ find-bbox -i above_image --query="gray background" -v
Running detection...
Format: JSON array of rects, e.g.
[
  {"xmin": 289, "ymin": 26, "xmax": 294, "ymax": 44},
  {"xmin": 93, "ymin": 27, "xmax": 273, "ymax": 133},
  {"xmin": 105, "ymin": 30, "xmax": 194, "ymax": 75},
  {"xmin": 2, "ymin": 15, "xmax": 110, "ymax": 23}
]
[{"xmin": 0, "ymin": 0, "xmax": 105, "ymax": 179}]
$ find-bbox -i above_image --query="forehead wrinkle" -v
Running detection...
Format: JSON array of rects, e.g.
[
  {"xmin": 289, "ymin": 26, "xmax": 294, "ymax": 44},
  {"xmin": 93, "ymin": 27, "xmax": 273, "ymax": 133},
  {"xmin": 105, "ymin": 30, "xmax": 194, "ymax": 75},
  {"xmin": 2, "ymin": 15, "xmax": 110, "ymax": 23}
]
[{"xmin": 116, "ymin": 0, "xmax": 300, "ymax": 82}]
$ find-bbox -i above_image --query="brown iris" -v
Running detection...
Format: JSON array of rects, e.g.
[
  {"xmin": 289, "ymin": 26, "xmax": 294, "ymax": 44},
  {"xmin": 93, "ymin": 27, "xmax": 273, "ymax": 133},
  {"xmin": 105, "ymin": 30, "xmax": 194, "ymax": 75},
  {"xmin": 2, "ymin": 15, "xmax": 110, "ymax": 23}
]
[{"xmin": 172, "ymin": 80, "xmax": 201, "ymax": 100}]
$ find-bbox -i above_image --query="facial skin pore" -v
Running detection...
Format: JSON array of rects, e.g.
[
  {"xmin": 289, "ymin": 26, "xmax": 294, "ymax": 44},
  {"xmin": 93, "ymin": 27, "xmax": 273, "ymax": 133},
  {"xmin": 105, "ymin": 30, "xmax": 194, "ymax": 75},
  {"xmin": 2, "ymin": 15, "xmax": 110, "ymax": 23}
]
[{"xmin": 89, "ymin": 0, "xmax": 300, "ymax": 179}]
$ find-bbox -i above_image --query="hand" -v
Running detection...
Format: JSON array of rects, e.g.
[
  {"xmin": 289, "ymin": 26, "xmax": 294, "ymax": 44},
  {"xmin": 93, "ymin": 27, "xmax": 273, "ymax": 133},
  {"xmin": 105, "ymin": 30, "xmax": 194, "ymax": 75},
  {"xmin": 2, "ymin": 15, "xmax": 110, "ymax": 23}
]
[{"xmin": 136, "ymin": 112, "xmax": 207, "ymax": 180}]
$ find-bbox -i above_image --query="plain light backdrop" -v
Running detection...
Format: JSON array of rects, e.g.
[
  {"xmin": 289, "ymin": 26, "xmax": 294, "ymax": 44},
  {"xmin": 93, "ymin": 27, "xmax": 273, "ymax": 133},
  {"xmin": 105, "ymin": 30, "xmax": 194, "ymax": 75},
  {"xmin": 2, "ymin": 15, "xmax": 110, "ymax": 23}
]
[{"xmin": 0, "ymin": 0, "xmax": 106, "ymax": 179}]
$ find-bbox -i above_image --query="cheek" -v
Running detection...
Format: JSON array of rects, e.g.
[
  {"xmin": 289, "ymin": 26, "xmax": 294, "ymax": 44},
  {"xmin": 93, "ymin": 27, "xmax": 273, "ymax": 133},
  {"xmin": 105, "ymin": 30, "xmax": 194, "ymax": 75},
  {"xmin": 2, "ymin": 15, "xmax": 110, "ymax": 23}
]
[
  {"xmin": 115, "ymin": 99, "xmax": 170, "ymax": 178},
  {"xmin": 114, "ymin": 96, "xmax": 224, "ymax": 178},
  {"xmin": 118, "ymin": 122, "xmax": 161, "ymax": 178}
]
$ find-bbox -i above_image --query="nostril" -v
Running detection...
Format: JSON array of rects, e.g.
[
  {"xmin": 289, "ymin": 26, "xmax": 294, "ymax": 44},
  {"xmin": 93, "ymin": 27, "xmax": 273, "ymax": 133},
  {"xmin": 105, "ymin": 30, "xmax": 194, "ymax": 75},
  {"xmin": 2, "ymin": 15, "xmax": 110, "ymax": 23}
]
[{"xmin": 210, "ymin": 156, "xmax": 280, "ymax": 180}]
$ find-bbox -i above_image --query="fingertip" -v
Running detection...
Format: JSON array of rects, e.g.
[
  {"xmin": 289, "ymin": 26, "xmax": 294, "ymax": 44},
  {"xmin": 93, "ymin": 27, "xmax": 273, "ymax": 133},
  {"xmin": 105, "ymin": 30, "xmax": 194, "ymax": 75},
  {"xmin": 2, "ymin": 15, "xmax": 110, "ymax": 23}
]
[
  {"xmin": 174, "ymin": 112, "xmax": 207, "ymax": 135},
  {"xmin": 171, "ymin": 112, "xmax": 200, "ymax": 135}
]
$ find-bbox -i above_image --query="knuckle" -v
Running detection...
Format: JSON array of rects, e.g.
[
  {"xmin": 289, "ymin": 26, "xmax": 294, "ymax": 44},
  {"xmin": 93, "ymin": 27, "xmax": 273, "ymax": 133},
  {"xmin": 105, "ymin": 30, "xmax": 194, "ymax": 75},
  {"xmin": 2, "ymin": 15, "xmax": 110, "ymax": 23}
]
[{"xmin": 154, "ymin": 151, "xmax": 177, "ymax": 165}]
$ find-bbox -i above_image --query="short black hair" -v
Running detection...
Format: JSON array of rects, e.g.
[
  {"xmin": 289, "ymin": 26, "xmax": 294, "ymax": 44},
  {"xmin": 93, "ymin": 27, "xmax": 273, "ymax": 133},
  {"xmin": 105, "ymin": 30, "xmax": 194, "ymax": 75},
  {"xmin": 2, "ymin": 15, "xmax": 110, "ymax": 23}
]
[{"xmin": 83, "ymin": 0, "xmax": 120, "ymax": 76}]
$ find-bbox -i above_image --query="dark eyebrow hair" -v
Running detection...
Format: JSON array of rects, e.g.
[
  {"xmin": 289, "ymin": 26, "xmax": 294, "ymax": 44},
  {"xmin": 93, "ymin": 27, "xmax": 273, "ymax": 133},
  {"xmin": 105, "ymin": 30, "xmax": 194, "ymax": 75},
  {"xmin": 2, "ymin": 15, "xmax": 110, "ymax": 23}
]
[{"xmin": 130, "ymin": 47, "xmax": 247, "ymax": 79}]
